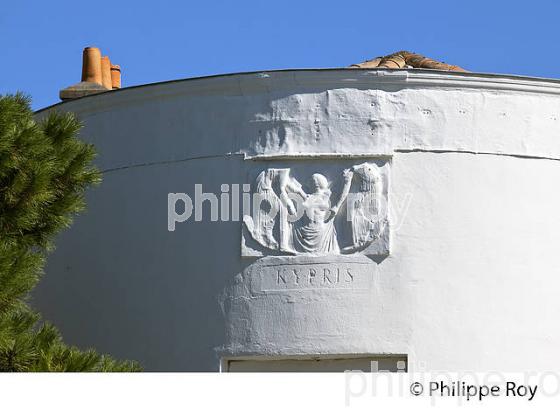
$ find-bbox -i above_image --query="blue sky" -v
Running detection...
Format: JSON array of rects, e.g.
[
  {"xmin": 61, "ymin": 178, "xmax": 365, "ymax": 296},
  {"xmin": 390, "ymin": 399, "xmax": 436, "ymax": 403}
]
[{"xmin": 1, "ymin": 0, "xmax": 559, "ymax": 110}]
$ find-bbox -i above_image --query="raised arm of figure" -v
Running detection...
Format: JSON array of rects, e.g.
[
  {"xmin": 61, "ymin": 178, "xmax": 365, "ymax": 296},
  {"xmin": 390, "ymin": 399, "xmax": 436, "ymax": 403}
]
[{"xmin": 327, "ymin": 169, "xmax": 354, "ymax": 220}]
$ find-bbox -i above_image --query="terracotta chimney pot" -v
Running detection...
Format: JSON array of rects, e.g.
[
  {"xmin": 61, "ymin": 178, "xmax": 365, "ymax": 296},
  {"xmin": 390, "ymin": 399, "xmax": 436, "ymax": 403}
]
[
  {"xmin": 101, "ymin": 56, "xmax": 112, "ymax": 90},
  {"xmin": 81, "ymin": 47, "xmax": 103, "ymax": 85},
  {"xmin": 110, "ymin": 64, "xmax": 121, "ymax": 89}
]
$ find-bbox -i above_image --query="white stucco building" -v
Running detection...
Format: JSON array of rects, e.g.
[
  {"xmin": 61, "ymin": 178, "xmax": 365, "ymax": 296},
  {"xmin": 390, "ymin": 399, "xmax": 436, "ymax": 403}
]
[{"xmin": 34, "ymin": 64, "xmax": 560, "ymax": 371}]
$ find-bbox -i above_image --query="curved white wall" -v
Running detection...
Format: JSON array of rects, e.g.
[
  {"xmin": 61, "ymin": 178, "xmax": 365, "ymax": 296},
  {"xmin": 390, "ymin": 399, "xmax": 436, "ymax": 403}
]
[{"xmin": 34, "ymin": 69, "xmax": 560, "ymax": 371}]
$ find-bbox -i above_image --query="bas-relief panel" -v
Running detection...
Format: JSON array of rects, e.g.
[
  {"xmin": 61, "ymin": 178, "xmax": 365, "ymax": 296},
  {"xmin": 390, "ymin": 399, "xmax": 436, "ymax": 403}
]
[{"xmin": 241, "ymin": 159, "xmax": 390, "ymax": 259}]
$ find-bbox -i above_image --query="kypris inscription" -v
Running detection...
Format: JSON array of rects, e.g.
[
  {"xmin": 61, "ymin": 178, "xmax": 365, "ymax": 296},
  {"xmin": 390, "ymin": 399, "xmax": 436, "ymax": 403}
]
[
  {"xmin": 276, "ymin": 266, "xmax": 354, "ymax": 287},
  {"xmin": 247, "ymin": 255, "xmax": 375, "ymax": 293}
]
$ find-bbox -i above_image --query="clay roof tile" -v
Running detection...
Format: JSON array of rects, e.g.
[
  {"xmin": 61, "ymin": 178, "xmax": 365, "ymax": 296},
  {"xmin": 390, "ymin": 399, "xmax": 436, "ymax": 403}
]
[{"xmin": 351, "ymin": 51, "xmax": 466, "ymax": 72}]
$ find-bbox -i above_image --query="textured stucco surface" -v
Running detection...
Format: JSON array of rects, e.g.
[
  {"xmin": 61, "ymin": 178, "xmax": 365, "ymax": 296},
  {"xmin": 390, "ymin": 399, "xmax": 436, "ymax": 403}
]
[{"xmin": 33, "ymin": 69, "xmax": 560, "ymax": 371}]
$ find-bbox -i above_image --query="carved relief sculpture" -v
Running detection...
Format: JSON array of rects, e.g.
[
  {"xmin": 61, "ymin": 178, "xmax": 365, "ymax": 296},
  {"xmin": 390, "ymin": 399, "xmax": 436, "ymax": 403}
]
[
  {"xmin": 246, "ymin": 169, "xmax": 281, "ymax": 250},
  {"xmin": 292, "ymin": 173, "xmax": 340, "ymax": 254},
  {"xmin": 345, "ymin": 163, "xmax": 386, "ymax": 253},
  {"xmin": 243, "ymin": 161, "xmax": 389, "ymax": 257}
]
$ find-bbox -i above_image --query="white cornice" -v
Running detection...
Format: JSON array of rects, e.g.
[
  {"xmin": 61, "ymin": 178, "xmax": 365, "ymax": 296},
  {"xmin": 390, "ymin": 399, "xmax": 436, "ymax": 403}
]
[{"xmin": 35, "ymin": 68, "xmax": 560, "ymax": 116}]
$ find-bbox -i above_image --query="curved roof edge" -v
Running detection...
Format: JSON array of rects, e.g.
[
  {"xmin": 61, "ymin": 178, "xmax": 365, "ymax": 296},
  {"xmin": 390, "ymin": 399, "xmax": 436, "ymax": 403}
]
[{"xmin": 35, "ymin": 68, "xmax": 560, "ymax": 114}]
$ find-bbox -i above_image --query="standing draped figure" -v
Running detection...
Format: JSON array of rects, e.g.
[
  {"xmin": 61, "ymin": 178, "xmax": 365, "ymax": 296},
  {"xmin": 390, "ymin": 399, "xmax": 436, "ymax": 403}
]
[{"xmin": 348, "ymin": 163, "xmax": 384, "ymax": 248}]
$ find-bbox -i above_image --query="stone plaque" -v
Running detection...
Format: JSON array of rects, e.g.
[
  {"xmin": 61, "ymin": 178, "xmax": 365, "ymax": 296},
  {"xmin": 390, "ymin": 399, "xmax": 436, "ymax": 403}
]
[{"xmin": 247, "ymin": 254, "xmax": 375, "ymax": 294}]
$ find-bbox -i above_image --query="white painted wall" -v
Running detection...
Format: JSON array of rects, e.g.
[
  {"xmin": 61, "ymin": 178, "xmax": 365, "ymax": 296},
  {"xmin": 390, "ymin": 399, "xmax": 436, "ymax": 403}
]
[{"xmin": 33, "ymin": 69, "xmax": 560, "ymax": 371}]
